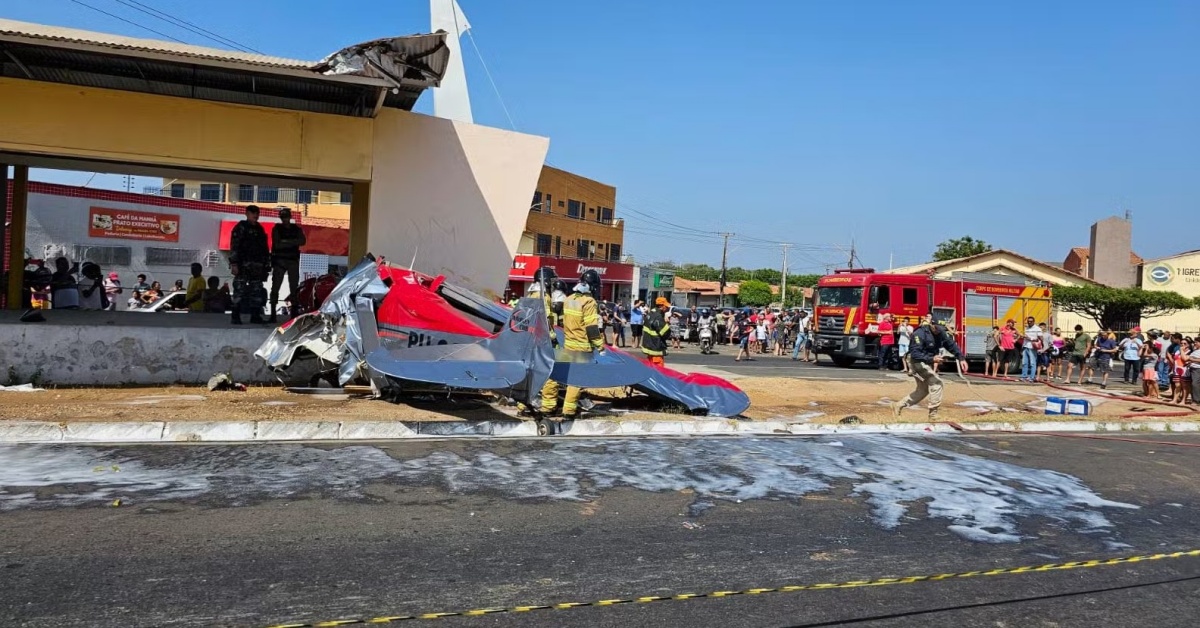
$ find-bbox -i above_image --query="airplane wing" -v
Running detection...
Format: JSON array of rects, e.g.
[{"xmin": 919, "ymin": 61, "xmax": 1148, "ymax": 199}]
[{"xmin": 365, "ymin": 298, "xmax": 554, "ymax": 404}]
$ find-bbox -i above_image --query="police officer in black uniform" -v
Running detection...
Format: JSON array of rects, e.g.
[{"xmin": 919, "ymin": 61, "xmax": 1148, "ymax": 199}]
[{"xmin": 229, "ymin": 205, "xmax": 270, "ymax": 325}]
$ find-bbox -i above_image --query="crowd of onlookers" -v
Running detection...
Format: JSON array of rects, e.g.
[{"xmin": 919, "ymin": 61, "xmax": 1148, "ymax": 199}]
[
  {"xmin": 979, "ymin": 318, "xmax": 1200, "ymax": 404},
  {"xmin": 25, "ymin": 258, "xmax": 233, "ymax": 313},
  {"xmin": 590, "ymin": 302, "xmax": 818, "ymax": 363}
]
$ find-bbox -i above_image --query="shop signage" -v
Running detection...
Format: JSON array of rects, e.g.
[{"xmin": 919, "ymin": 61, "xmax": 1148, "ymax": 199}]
[
  {"xmin": 510, "ymin": 255, "xmax": 634, "ymax": 283},
  {"xmin": 89, "ymin": 206, "xmax": 180, "ymax": 242},
  {"xmin": 1147, "ymin": 262, "xmax": 1200, "ymax": 287},
  {"xmin": 653, "ymin": 273, "xmax": 675, "ymax": 289}
]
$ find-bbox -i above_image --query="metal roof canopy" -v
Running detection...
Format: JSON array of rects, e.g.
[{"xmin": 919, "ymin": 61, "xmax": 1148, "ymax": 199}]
[
  {"xmin": 0, "ymin": 151, "xmax": 354, "ymax": 195},
  {"xmin": 0, "ymin": 18, "xmax": 449, "ymax": 117}
]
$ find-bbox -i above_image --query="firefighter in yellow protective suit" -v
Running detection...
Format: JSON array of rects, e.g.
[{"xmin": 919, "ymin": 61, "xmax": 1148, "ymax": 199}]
[{"xmin": 541, "ymin": 270, "xmax": 605, "ymax": 418}]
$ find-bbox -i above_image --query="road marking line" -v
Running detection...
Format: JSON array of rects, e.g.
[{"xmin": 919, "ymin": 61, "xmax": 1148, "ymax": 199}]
[{"xmin": 264, "ymin": 548, "xmax": 1200, "ymax": 627}]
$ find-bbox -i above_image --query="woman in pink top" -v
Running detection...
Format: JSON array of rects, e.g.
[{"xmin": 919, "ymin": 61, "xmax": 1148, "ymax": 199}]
[{"xmin": 994, "ymin": 320, "xmax": 1017, "ymax": 378}]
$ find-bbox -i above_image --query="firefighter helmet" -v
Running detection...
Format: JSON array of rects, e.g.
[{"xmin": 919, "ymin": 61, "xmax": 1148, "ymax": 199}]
[
  {"xmin": 532, "ymin": 267, "xmax": 558, "ymax": 284},
  {"xmin": 580, "ymin": 269, "xmax": 602, "ymax": 298}
]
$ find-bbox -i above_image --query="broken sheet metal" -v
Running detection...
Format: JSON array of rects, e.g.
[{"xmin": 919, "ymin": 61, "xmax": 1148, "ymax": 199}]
[
  {"xmin": 547, "ymin": 338, "xmax": 751, "ymax": 417},
  {"xmin": 313, "ymin": 32, "xmax": 449, "ymax": 87},
  {"xmin": 366, "ymin": 298, "xmax": 553, "ymax": 399},
  {"xmin": 255, "ymin": 256, "xmax": 751, "ymax": 416},
  {"xmin": 254, "ymin": 311, "xmax": 340, "ymax": 370}
]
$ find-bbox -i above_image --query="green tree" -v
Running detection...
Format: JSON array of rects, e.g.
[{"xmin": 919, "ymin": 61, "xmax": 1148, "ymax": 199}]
[
  {"xmin": 782, "ymin": 286, "xmax": 807, "ymax": 307},
  {"xmin": 1052, "ymin": 286, "xmax": 1196, "ymax": 331},
  {"xmin": 737, "ymin": 280, "xmax": 774, "ymax": 307},
  {"xmin": 932, "ymin": 236, "xmax": 993, "ymax": 262}
]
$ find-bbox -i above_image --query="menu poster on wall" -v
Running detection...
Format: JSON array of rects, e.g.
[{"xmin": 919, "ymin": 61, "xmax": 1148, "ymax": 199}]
[{"xmin": 88, "ymin": 207, "xmax": 180, "ymax": 242}]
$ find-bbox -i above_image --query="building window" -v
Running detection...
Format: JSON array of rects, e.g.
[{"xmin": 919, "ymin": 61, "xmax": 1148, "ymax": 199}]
[
  {"xmin": 576, "ymin": 239, "xmax": 590, "ymax": 259},
  {"xmin": 557, "ymin": 199, "xmax": 565, "ymax": 208},
  {"xmin": 73, "ymin": 245, "xmax": 132, "ymax": 267},
  {"xmin": 145, "ymin": 247, "xmax": 202, "ymax": 266},
  {"xmin": 554, "ymin": 235, "xmax": 561, "ymax": 256},
  {"xmin": 532, "ymin": 191, "xmax": 542, "ymax": 211},
  {"xmin": 169, "ymin": 183, "xmax": 185, "ymax": 198},
  {"xmin": 199, "ymin": 184, "xmax": 223, "ymax": 202},
  {"xmin": 609, "ymin": 243, "xmax": 621, "ymax": 261},
  {"xmin": 567, "ymin": 199, "xmax": 582, "ymax": 218},
  {"xmin": 237, "ymin": 184, "xmax": 255, "ymax": 202},
  {"xmin": 599, "ymin": 207, "xmax": 613, "ymax": 224},
  {"xmin": 535, "ymin": 233, "xmax": 552, "ymax": 255},
  {"xmin": 339, "ymin": 190, "xmax": 352, "ymax": 204},
  {"xmin": 257, "ymin": 187, "xmax": 279, "ymax": 203},
  {"xmin": 297, "ymin": 189, "xmax": 314, "ymax": 204}
]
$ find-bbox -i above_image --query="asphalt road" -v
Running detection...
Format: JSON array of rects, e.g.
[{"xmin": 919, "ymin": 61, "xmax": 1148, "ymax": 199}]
[{"xmin": 3, "ymin": 434, "xmax": 1199, "ymax": 628}]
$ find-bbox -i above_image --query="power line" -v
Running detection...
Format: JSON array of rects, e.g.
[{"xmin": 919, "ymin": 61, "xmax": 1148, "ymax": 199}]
[
  {"xmin": 465, "ymin": 29, "xmax": 517, "ymax": 131},
  {"xmin": 107, "ymin": 0, "xmax": 262, "ymax": 53},
  {"xmin": 64, "ymin": 0, "xmax": 187, "ymax": 43}
]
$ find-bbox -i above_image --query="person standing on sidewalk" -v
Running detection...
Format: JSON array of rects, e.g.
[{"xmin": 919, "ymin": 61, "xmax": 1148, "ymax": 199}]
[
  {"xmin": 629, "ymin": 300, "xmax": 645, "ymax": 349},
  {"xmin": 1020, "ymin": 317, "xmax": 1042, "ymax": 382},
  {"xmin": 269, "ymin": 208, "xmax": 306, "ymax": 324},
  {"xmin": 892, "ymin": 315, "xmax": 969, "ymax": 419},
  {"xmin": 1065, "ymin": 325, "xmax": 1092, "ymax": 384},
  {"xmin": 103, "ymin": 272, "xmax": 123, "ymax": 311},
  {"xmin": 897, "ymin": 317, "xmax": 915, "ymax": 374},
  {"xmin": 877, "ymin": 313, "xmax": 895, "ymax": 370},
  {"xmin": 641, "ymin": 297, "xmax": 672, "ymax": 366},
  {"xmin": 1118, "ymin": 329, "xmax": 1144, "ymax": 385},
  {"xmin": 229, "ymin": 205, "xmax": 270, "ymax": 325},
  {"xmin": 792, "ymin": 309, "xmax": 812, "ymax": 361}
]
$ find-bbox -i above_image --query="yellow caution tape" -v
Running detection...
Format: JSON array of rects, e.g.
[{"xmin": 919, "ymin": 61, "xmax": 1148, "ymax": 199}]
[{"xmin": 263, "ymin": 548, "xmax": 1200, "ymax": 628}]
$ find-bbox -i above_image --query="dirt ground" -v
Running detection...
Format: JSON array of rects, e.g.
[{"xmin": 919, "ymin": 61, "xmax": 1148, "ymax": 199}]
[
  {"xmin": 731, "ymin": 377, "xmax": 1187, "ymax": 423},
  {"xmin": 0, "ymin": 377, "xmax": 1190, "ymax": 424}
]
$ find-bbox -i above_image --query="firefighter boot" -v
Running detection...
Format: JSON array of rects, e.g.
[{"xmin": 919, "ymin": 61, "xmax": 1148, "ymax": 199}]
[{"xmin": 928, "ymin": 407, "xmax": 940, "ymax": 420}]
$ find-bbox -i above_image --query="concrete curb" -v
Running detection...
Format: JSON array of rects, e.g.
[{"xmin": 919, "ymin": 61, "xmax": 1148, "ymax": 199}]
[{"xmin": 1, "ymin": 418, "xmax": 1198, "ymax": 444}]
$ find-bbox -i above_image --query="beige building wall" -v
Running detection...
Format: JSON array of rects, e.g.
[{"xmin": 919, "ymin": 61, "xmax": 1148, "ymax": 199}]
[
  {"xmin": 366, "ymin": 108, "xmax": 550, "ymax": 297},
  {"xmin": 1140, "ymin": 251, "xmax": 1200, "ymax": 335}
]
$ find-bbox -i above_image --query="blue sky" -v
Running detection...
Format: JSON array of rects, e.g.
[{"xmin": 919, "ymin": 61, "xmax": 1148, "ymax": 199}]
[{"xmin": 8, "ymin": 0, "xmax": 1199, "ymax": 272}]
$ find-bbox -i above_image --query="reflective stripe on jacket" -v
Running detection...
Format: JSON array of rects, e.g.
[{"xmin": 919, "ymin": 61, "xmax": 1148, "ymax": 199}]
[
  {"xmin": 563, "ymin": 293, "xmax": 603, "ymax": 352},
  {"xmin": 641, "ymin": 309, "xmax": 671, "ymax": 356}
]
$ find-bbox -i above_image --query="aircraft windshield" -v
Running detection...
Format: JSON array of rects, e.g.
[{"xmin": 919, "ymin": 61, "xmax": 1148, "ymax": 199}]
[{"xmin": 818, "ymin": 287, "xmax": 864, "ymax": 308}]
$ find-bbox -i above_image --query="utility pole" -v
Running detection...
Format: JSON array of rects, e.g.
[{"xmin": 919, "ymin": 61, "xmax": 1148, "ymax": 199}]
[
  {"xmin": 780, "ymin": 243, "xmax": 791, "ymax": 307},
  {"xmin": 847, "ymin": 238, "xmax": 857, "ymax": 269},
  {"xmin": 718, "ymin": 232, "xmax": 733, "ymax": 308}
]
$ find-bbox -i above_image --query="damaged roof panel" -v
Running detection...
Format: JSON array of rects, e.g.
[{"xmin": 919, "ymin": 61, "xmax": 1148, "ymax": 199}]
[{"xmin": 0, "ymin": 18, "xmax": 450, "ymax": 115}]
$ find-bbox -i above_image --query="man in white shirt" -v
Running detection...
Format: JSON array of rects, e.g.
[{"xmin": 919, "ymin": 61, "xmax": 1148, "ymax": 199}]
[
  {"xmin": 792, "ymin": 310, "xmax": 812, "ymax": 361},
  {"xmin": 1021, "ymin": 317, "xmax": 1042, "ymax": 382}
]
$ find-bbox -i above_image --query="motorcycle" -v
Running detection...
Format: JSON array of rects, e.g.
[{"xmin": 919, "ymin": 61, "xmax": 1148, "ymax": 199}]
[{"xmin": 699, "ymin": 321, "xmax": 714, "ymax": 354}]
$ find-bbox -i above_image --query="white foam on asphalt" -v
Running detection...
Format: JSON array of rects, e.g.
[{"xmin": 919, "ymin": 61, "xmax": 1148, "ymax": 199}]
[{"xmin": 0, "ymin": 436, "xmax": 1137, "ymax": 544}]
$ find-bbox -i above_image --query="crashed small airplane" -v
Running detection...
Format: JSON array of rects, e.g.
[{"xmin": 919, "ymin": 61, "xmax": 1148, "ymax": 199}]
[{"xmin": 255, "ymin": 256, "xmax": 750, "ymax": 422}]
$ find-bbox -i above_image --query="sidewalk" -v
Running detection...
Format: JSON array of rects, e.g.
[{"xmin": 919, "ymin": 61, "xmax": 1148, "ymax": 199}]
[{"xmin": 0, "ymin": 368, "xmax": 1193, "ymax": 444}]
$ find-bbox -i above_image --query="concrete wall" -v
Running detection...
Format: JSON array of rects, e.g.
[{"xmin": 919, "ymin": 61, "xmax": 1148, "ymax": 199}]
[
  {"xmin": 0, "ymin": 77, "xmax": 374, "ymax": 181},
  {"xmin": 0, "ymin": 312, "xmax": 275, "ymax": 385},
  {"xmin": 1088, "ymin": 216, "xmax": 1136, "ymax": 288},
  {"xmin": 366, "ymin": 109, "xmax": 549, "ymax": 296}
]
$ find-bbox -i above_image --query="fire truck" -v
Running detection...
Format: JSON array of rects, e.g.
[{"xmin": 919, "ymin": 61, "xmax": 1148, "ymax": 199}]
[{"xmin": 812, "ymin": 269, "xmax": 1053, "ymax": 367}]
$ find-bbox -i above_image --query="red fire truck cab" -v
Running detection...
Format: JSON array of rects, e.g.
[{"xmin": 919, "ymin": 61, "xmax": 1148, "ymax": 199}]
[{"xmin": 812, "ymin": 269, "xmax": 1053, "ymax": 367}]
